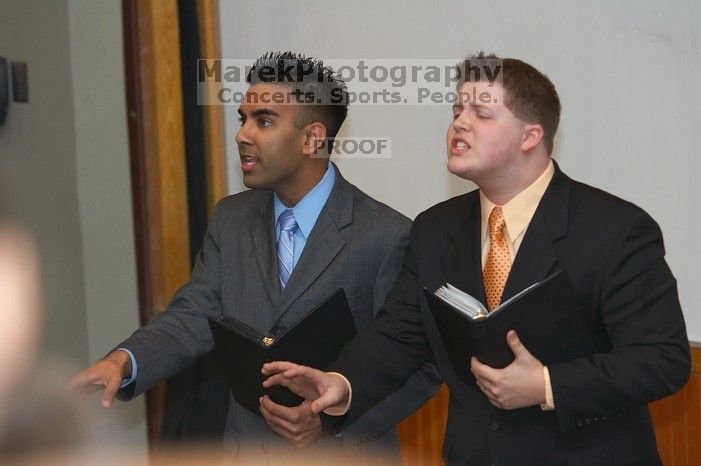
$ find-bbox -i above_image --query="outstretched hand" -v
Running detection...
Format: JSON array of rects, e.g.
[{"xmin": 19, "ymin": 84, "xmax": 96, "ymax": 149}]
[
  {"xmin": 470, "ymin": 330, "xmax": 546, "ymax": 410},
  {"xmin": 261, "ymin": 361, "xmax": 350, "ymax": 415},
  {"xmin": 68, "ymin": 350, "xmax": 131, "ymax": 408}
]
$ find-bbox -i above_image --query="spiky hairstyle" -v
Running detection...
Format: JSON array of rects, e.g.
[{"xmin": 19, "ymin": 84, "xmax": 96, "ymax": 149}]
[{"xmin": 247, "ymin": 52, "xmax": 349, "ymax": 139}]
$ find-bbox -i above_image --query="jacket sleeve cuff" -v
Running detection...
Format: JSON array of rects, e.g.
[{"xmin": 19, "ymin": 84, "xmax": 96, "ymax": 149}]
[
  {"xmin": 540, "ymin": 365, "xmax": 555, "ymax": 411},
  {"xmin": 322, "ymin": 372, "xmax": 352, "ymax": 416},
  {"xmin": 116, "ymin": 348, "xmax": 137, "ymax": 388}
]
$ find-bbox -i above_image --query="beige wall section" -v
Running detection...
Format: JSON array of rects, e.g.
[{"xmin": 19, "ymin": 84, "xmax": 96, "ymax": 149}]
[
  {"xmin": 0, "ymin": 0, "xmax": 147, "ymax": 451},
  {"xmin": 68, "ymin": 0, "xmax": 147, "ymax": 448},
  {"xmin": 0, "ymin": 0, "xmax": 88, "ymax": 364}
]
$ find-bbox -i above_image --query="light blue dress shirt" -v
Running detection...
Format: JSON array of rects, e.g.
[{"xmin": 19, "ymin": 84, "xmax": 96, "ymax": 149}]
[
  {"xmin": 119, "ymin": 163, "xmax": 335, "ymax": 388},
  {"xmin": 273, "ymin": 162, "xmax": 335, "ymax": 267}
]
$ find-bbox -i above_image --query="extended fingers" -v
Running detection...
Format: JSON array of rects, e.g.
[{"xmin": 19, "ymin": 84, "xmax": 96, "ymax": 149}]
[
  {"xmin": 262, "ymin": 372, "xmax": 288, "ymax": 388},
  {"xmin": 67, "ymin": 371, "xmax": 103, "ymax": 393},
  {"xmin": 262, "ymin": 361, "xmax": 317, "ymax": 378},
  {"xmin": 262, "ymin": 361, "xmax": 298, "ymax": 376},
  {"xmin": 68, "ymin": 365, "xmax": 121, "ymax": 403},
  {"xmin": 101, "ymin": 375, "xmax": 122, "ymax": 408}
]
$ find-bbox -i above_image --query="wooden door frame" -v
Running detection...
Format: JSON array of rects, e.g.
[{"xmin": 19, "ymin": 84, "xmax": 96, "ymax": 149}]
[{"xmin": 122, "ymin": 0, "xmax": 226, "ymax": 445}]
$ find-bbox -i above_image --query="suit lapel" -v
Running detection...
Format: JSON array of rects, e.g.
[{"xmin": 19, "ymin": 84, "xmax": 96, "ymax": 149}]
[
  {"xmin": 441, "ymin": 191, "xmax": 486, "ymax": 304},
  {"xmin": 250, "ymin": 193, "xmax": 280, "ymax": 309},
  {"xmin": 501, "ymin": 163, "xmax": 571, "ymax": 301},
  {"xmin": 270, "ymin": 166, "xmax": 352, "ymax": 327},
  {"xmin": 501, "ymin": 209, "xmax": 558, "ymax": 300}
]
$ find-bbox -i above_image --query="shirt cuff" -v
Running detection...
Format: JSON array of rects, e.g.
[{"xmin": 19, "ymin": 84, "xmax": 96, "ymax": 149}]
[
  {"xmin": 540, "ymin": 365, "xmax": 555, "ymax": 411},
  {"xmin": 322, "ymin": 372, "xmax": 352, "ymax": 416},
  {"xmin": 116, "ymin": 348, "xmax": 137, "ymax": 388}
]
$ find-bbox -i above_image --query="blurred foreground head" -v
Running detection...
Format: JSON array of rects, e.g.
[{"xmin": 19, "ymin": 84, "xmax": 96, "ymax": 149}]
[
  {"xmin": 0, "ymin": 223, "xmax": 41, "ymax": 408},
  {"xmin": 0, "ymin": 218, "xmax": 109, "ymax": 462}
]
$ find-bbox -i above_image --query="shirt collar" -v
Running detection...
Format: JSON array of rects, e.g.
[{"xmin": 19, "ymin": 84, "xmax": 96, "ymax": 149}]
[
  {"xmin": 480, "ymin": 159, "xmax": 555, "ymax": 243},
  {"xmin": 274, "ymin": 162, "xmax": 335, "ymax": 239}
]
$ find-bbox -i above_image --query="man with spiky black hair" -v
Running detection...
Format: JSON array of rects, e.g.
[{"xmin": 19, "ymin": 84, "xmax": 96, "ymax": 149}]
[
  {"xmin": 246, "ymin": 52, "xmax": 349, "ymax": 141},
  {"xmin": 70, "ymin": 52, "xmax": 440, "ymax": 462}
]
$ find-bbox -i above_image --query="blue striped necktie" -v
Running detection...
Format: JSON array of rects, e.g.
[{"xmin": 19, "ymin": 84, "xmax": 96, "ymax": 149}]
[{"xmin": 277, "ymin": 208, "xmax": 298, "ymax": 290}]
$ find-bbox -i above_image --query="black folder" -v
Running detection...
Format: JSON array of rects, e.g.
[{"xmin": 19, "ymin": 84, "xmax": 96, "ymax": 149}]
[
  {"xmin": 209, "ymin": 289, "xmax": 356, "ymax": 416},
  {"xmin": 424, "ymin": 271, "xmax": 596, "ymax": 386}
]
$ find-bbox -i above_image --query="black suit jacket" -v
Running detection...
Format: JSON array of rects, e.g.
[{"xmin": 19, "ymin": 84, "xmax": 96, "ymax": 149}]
[{"xmin": 330, "ymin": 164, "xmax": 690, "ymax": 466}]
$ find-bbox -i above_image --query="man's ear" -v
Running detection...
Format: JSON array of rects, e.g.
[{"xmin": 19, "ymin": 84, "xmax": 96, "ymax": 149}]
[
  {"xmin": 521, "ymin": 123, "xmax": 544, "ymax": 153},
  {"xmin": 302, "ymin": 122, "xmax": 328, "ymax": 156}
]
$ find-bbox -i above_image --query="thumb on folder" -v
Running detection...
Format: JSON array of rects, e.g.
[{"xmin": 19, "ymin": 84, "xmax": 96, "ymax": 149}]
[{"xmin": 470, "ymin": 330, "xmax": 546, "ymax": 410}]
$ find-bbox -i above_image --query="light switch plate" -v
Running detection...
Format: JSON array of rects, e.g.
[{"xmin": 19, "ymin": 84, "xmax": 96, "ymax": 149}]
[
  {"xmin": 0, "ymin": 58, "xmax": 8, "ymax": 124},
  {"xmin": 11, "ymin": 61, "xmax": 28, "ymax": 103}
]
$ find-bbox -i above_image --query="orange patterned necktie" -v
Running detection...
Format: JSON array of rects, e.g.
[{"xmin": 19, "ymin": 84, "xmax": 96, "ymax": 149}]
[{"xmin": 483, "ymin": 206, "xmax": 511, "ymax": 311}]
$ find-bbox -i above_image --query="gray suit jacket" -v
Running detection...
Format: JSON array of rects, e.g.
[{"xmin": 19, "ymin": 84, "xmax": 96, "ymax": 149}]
[{"xmin": 118, "ymin": 165, "xmax": 440, "ymax": 460}]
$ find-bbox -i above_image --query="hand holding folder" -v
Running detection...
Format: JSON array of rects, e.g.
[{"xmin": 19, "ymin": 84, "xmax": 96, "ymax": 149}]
[
  {"xmin": 425, "ymin": 271, "xmax": 596, "ymax": 387},
  {"xmin": 209, "ymin": 289, "xmax": 356, "ymax": 416}
]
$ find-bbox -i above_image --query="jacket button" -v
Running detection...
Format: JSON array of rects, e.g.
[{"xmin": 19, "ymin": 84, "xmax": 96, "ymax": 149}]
[{"xmin": 489, "ymin": 421, "xmax": 500, "ymax": 432}]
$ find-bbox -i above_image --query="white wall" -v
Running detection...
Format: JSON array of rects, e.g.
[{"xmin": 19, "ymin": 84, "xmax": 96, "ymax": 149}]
[{"xmin": 219, "ymin": 0, "xmax": 701, "ymax": 339}]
